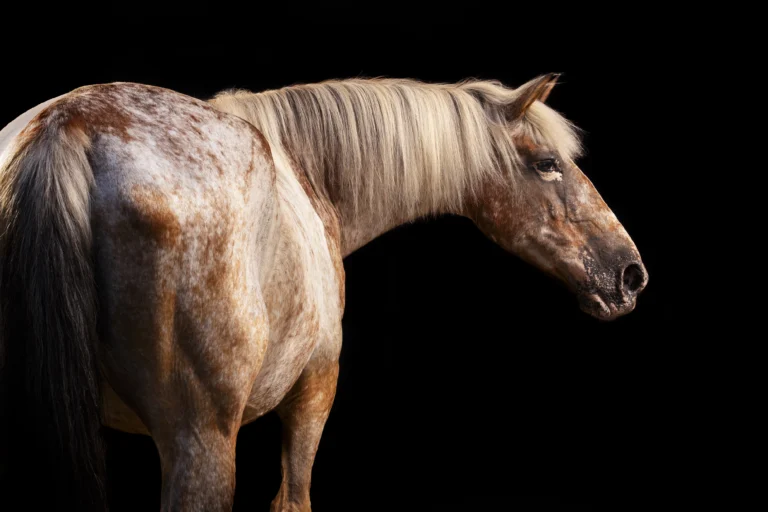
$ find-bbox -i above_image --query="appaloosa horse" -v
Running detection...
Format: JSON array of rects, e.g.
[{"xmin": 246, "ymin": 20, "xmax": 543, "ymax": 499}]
[{"xmin": 0, "ymin": 74, "xmax": 647, "ymax": 511}]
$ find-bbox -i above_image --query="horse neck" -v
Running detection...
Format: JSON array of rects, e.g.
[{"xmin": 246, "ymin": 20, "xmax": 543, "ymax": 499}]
[
  {"xmin": 325, "ymin": 176, "xmax": 474, "ymax": 258},
  {"xmin": 277, "ymin": 140, "xmax": 487, "ymax": 258}
]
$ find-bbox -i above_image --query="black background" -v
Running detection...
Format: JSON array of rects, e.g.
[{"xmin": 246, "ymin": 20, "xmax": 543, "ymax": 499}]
[{"xmin": 1, "ymin": 15, "xmax": 686, "ymax": 512}]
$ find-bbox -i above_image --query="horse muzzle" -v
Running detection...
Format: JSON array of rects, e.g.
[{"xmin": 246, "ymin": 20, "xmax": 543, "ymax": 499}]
[{"xmin": 576, "ymin": 252, "xmax": 648, "ymax": 321}]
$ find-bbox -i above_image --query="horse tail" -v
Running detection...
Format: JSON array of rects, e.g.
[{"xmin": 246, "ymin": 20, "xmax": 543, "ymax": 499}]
[{"xmin": 0, "ymin": 103, "xmax": 106, "ymax": 509}]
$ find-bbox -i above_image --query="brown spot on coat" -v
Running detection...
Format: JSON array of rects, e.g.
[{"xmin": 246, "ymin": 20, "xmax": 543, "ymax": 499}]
[{"xmin": 124, "ymin": 186, "xmax": 182, "ymax": 247}]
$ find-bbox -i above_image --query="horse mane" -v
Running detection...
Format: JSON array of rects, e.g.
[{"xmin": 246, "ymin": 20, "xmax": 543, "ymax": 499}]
[{"xmin": 210, "ymin": 77, "xmax": 582, "ymax": 218}]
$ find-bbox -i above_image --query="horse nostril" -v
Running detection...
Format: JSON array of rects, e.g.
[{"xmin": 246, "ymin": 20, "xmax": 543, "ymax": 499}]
[{"xmin": 622, "ymin": 263, "xmax": 646, "ymax": 295}]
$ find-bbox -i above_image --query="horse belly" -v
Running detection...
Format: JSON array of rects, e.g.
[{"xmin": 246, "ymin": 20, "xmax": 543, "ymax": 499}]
[{"xmin": 240, "ymin": 248, "xmax": 325, "ymax": 421}]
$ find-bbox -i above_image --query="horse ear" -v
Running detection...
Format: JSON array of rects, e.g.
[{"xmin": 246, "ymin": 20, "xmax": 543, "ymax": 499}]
[{"xmin": 506, "ymin": 73, "xmax": 561, "ymax": 121}]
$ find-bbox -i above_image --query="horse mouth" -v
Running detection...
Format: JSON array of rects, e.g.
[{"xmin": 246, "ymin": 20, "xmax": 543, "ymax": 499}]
[{"xmin": 577, "ymin": 291, "xmax": 636, "ymax": 321}]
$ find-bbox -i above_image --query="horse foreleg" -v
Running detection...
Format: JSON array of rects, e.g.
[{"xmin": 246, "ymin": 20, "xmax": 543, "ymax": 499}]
[{"xmin": 271, "ymin": 361, "xmax": 339, "ymax": 512}]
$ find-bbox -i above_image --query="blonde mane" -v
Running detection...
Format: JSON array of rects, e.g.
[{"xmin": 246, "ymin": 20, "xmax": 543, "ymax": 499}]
[{"xmin": 210, "ymin": 77, "xmax": 582, "ymax": 219}]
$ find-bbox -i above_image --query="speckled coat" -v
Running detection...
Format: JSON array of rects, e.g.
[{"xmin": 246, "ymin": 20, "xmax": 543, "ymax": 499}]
[
  {"xmin": 0, "ymin": 83, "xmax": 344, "ymax": 511},
  {"xmin": 0, "ymin": 76, "xmax": 647, "ymax": 512}
]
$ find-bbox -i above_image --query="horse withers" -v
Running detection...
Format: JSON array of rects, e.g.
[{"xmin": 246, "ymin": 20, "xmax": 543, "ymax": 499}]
[{"xmin": 0, "ymin": 74, "xmax": 646, "ymax": 511}]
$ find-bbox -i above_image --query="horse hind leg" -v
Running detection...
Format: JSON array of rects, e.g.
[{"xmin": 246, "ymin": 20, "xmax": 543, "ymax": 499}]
[
  {"xmin": 108, "ymin": 302, "xmax": 268, "ymax": 511},
  {"xmin": 151, "ymin": 297, "xmax": 269, "ymax": 512},
  {"xmin": 132, "ymin": 301, "xmax": 269, "ymax": 512},
  {"xmin": 97, "ymin": 191, "xmax": 269, "ymax": 511},
  {"xmin": 156, "ymin": 427, "xmax": 237, "ymax": 512}
]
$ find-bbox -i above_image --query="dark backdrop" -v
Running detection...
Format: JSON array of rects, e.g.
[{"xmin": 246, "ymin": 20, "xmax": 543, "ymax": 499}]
[{"xmin": 1, "ymin": 16, "xmax": 681, "ymax": 512}]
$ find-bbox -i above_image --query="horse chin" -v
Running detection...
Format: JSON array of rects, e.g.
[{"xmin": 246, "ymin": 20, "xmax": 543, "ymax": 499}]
[{"xmin": 577, "ymin": 292, "xmax": 636, "ymax": 321}]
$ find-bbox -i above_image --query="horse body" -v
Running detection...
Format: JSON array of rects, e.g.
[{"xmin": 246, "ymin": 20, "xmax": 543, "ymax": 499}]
[
  {"xmin": 45, "ymin": 84, "xmax": 345, "ymax": 437},
  {"xmin": 84, "ymin": 84, "xmax": 345, "ymax": 510},
  {"xmin": 1, "ymin": 83, "xmax": 344, "ymax": 510},
  {"xmin": 1, "ymin": 75, "xmax": 647, "ymax": 511}
]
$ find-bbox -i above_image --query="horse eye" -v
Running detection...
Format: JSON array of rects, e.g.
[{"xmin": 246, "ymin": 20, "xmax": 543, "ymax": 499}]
[{"xmin": 533, "ymin": 159, "xmax": 558, "ymax": 173}]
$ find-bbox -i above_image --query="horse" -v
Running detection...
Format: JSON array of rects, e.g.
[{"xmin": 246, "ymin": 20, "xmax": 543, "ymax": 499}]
[{"xmin": 0, "ymin": 74, "xmax": 647, "ymax": 511}]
